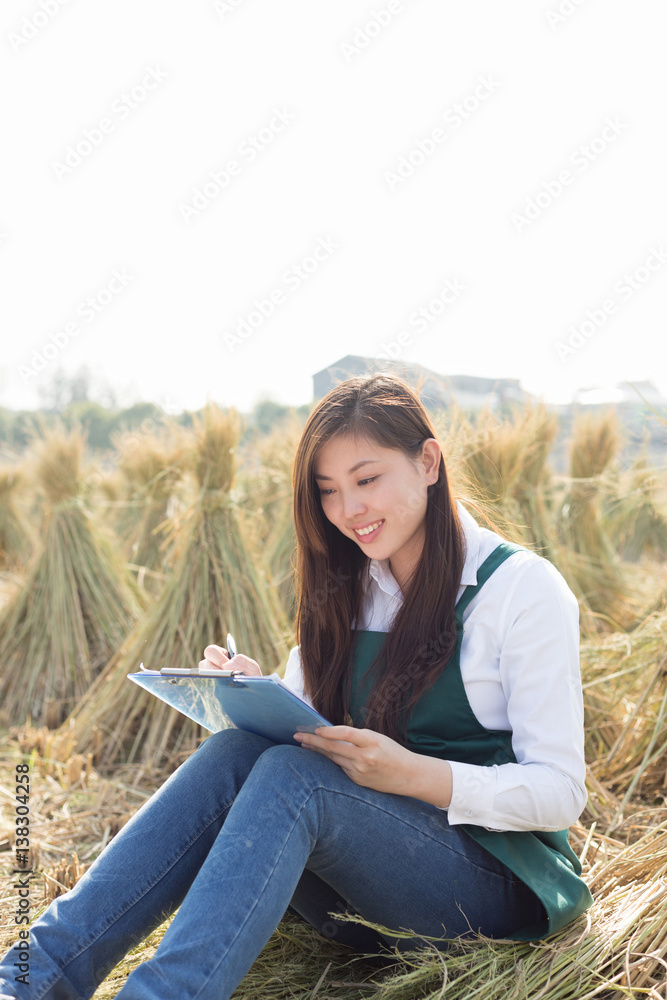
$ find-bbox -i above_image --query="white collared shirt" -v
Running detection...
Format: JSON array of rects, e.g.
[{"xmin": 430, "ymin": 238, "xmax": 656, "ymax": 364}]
[{"xmin": 277, "ymin": 501, "xmax": 588, "ymax": 834}]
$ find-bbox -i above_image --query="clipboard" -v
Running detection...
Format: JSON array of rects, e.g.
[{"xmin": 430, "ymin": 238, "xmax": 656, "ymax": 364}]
[{"xmin": 127, "ymin": 665, "xmax": 332, "ymax": 745}]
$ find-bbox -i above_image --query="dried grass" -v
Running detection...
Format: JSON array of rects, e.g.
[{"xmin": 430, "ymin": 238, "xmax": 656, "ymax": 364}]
[
  {"xmin": 0, "ymin": 464, "xmax": 33, "ymax": 573},
  {"xmin": 110, "ymin": 423, "xmax": 192, "ymax": 594},
  {"xmin": 0, "ymin": 426, "xmax": 142, "ymax": 729},
  {"xmin": 2, "ymin": 718, "xmax": 666, "ymax": 999},
  {"xmin": 58, "ymin": 406, "xmax": 293, "ymax": 772},
  {"xmin": 604, "ymin": 459, "xmax": 667, "ymax": 562},
  {"xmin": 236, "ymin": 415, "xmax": 304, "ymax": 622},
  {"xmin": 554, "ymin": 411, "xmax": 635, "ymax": 631},
  {"xmin": 434, "ymin": 404, "xmax": 560, "ymax": 561}
]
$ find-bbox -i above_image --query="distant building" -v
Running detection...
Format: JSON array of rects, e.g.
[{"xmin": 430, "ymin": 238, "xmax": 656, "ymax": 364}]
[{"xmin": 312, "ymin": 355, "xmax": 532, "ymax": 411}]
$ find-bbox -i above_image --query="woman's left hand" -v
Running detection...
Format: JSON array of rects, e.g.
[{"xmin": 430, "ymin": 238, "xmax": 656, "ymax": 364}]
[{"xmin": 293, "ymin": 725, "xmax": 418, "ymax": 797}]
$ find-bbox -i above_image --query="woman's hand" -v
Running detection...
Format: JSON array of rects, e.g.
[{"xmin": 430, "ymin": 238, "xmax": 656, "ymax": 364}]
[
  {"xmin": 292, "ymin": 726, "xmax": 423, "ymax": 797},
  {"xmin": 199, "ymin": 644, "xmax": 263, "ymax": 677},
  {"xmin": 294, "ymin": 726, "xmax": 453, "ymax": 806}
]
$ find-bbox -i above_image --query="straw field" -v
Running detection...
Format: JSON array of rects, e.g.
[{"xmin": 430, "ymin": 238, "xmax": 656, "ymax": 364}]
[{"xmin": 1, "ymin": 402, "xmax": 666, "ymax": 999}]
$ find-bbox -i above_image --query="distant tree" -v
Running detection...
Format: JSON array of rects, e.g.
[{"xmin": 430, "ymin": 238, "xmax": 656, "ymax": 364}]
[
  {"xmin": 108, "ymin": 402, "xmax": 165, "ymax": 438},
  {"xmin": 63, "ymin": 401, "xmax": 115, "ymax": 450},
  {"xmin": 250, "ymin": 400, "xmax": 292, "ymax": 435}
]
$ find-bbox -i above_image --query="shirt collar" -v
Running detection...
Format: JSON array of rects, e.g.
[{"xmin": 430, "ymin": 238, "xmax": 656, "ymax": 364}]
[{"xmin": 367, "ymin": 499, "xmax": 481, "ymax": 598}]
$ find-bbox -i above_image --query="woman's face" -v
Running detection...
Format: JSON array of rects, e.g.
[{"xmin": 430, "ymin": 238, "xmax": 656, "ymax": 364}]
[{"xmin": 313, "ymin": 432, "xmax": 441, "ymax": 590}]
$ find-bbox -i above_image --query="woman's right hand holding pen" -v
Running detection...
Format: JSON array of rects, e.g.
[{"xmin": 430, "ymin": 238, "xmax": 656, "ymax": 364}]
[{"xmin": 199, "ymin": 645, "xmax": 263, "ymax": 677}]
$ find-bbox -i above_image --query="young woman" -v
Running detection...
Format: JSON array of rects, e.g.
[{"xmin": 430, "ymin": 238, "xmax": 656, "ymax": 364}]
[{"xmin": 0, "ymin": 373, "xmax": 592, "ymax": 1000}]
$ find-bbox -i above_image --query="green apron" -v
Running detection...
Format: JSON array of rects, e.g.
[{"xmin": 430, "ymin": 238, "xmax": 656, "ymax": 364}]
[{"xmin": 348, "ymin": 542, "xmax": 593, "ymax": 941}]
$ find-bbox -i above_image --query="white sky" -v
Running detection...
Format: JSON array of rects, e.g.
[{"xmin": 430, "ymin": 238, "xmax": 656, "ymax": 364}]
[{"xmin": 1, "ymin": 0, "xmax": 666, "ymax": 415}]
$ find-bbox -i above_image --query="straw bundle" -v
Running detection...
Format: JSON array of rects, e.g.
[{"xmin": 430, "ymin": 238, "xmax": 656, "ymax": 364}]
[
  {"xmin": 111, "ymin": 424, "xmax": 191, "ymax": 594},
  {"xmin": 603, "ymin": 458, "xmax": 667, "ymax": 563},
  {"xmin": 581, "ymin": 610, "xmax": 667, "ymax": 830},
  {"xmin": 563, "ymin": 410, "xmax": 620, "ymax": 556},
  {"xmin": 62, "ymin": 405, "xmax": 293, "ymax": 772},
  {"xmin": 237, "ymin": 415, "xmax": 303, "ymax": 622},
  {"xmin": 435, "ymin": 404, "xmax": 558, "ymax": 554},
  {"xmin": 554, "ymin": 411, "xmax": 635, "ymax": 631},
  {"xmin": 0, "ymin": 464, "xmax": 33, "ymax": 572},
  {"xmin": 0, "ymin": 424, "xmax": 141, "ymax": 728}
]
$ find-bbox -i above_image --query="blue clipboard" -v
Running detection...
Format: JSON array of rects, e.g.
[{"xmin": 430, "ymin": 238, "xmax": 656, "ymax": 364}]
[{"xmin": 128, "ymin": 667, "xmax": 332, "ymax": 745}]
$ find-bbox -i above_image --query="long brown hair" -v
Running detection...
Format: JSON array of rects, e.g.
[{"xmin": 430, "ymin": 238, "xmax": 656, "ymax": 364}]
[{"xmin": 292, "ymin": 372, "xmax": 465, "ymax": 745}]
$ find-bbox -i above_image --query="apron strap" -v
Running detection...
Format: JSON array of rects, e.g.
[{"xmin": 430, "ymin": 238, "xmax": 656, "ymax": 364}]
[{"xmin": 455, "ymin": 541, "xmax": 525, "ymax": 622}]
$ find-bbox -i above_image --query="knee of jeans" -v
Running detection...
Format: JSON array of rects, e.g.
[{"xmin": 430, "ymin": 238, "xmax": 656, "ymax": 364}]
[
  {"xmin": 251, "ymin": 742, "xmax": 337, "ymax": 791},
  {"xmin": 184, "ymin": 729, "xmax": 270, "ymax": 778},
  {"xmin": 254, "ymin": 742, "xmax": 304, "ymax": 765},
  {"xmin": 199, "ymin": 728, "xmax": 272, "ymax": 758},
  {"xmin": 248, "ymin": 741, "xmax": 310, "ymax": 780}
]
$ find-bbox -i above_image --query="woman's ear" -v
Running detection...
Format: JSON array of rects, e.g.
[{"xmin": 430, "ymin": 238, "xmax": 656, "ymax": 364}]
[{"xmin": 421, "ymin": 438, "xmax": 441, "ymax": 485}]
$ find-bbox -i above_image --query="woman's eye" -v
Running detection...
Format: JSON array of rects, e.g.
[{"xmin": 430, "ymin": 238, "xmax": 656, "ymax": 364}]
[{"xmin": 318, "ymin": 476, "xmax": 378, "ymax": 496}]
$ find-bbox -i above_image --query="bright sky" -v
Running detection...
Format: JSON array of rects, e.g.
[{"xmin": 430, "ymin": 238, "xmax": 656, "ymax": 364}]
[{"xmin": 1, "ymin": 0, "xmax": 665, "ymax": 416}]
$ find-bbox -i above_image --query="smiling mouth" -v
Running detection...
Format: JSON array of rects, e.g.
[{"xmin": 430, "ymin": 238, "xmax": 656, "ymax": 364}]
[{"xmin": 352, "ymin": 519, "xmax": 384, "ymax": 539}]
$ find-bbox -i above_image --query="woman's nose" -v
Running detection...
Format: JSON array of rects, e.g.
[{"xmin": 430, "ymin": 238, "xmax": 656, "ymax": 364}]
[{"xmin": 340, "ymin": 489, "xmax": 366, "ymax": 520}]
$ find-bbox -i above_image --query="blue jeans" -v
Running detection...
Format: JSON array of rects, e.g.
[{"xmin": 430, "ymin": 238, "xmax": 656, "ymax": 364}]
[{"xmin": 0, "ymin": 729, "xmax": 544, "ymax": 1000}]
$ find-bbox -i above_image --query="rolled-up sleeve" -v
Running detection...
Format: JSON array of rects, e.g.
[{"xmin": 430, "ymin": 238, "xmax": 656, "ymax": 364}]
[{"xmin": 446, "ymin": 558, "xmax": 588, "ymax": 832}]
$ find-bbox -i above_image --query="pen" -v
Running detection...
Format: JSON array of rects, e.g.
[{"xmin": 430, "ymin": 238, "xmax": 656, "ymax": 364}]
[{"xmin": 226, "ymin": 633, "xmax": 237, "ymax": 660}]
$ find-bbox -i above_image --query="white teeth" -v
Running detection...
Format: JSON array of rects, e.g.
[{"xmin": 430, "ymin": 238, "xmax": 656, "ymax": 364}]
[{"xmin": 354, "ymin": 520, "xmax": 383, "ymax": 536}]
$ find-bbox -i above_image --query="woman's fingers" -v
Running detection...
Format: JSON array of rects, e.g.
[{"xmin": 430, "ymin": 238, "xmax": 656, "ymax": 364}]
[
  {"xmin": 200, "ymin": 646, "xmax": 263, "ymax": 677},
  {"xmin": 202, "ymin": 644, "xmax": 229, "ymax": 668},
  {"xmin": 229, "ymin": 654, "xmax": 263, "ymax": 677}
]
